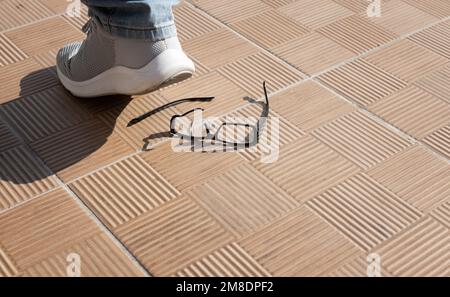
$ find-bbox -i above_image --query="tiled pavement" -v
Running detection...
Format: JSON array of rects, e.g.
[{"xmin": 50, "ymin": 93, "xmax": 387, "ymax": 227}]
[{"xmin": 0, "ymin": 0, "xmax": 449, "ymax": 277}]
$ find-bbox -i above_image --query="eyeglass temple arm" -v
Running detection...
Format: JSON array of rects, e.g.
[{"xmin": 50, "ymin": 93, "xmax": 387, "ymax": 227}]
[{"xmin": 127, "ymin": 97, "xmax": 215, "ymax": 127}]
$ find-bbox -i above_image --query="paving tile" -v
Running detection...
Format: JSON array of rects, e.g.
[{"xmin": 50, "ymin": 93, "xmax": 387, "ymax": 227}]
[
  {"xmin": 63, "ymin": 3, "xmax": 89, "ymax": 32},
  {"xmin": 402, "ymin": 0, "xmax": 450, "ymax": 19},
  {"xmin": 409, "ymin": 21, "xmax": 450, "ymax": 59},
  {"xmin": 369, "ymin": 86, "xmax": 450, "ymax": 139},
  {"xmin": 141, "ymin": 141, "xmax": 242, "ymax": 192},
  {"xmin": 175, "ymin": 243, "xmax": 271, "ymax": 277},
  {"xmin": 174, "ymin": 3, "xmax": 222, "ymax": 42},
  {"xmin": 0, "ymin": 118, "xmax": 21, "ymax": 153},
  {"xmin": 331, "ymin": 0, "xmax": 373, "ymax": 13},
  {"xmin": 318, "ymin": 59, "xmax": 408, "ymax": 106},
  {"xmin": 0, "ymin": 0, "xmax": 54, "ymax": 32},
  {"xmin": 23, "ymin": 233, "xmax": 144, "ymax": 276},
  {"xmin": 0, "ymin": 58, "xmax": 58, "ymax": 104},
  {"xmin": 362, "ymin": 1, "xmax": 438, "ymax": 36},
  {"xmin": 0, "ymin": 34, "xmax": 27, "ymax": 67},
  {"xmin": 0, "ymin": 245, "xmax": 19, "ymax": 276},
  {"xmin": 272, "ymin": 32, "xmax": 355, "ymax": 75},
  {"xmin": 115, "ymin": 197, "xmax": 233, "ymax": 275},
  {"xmin": 270, "ymin": 81, "xmax": 355, "ymax": 131},
  {"xmin": 279, "ymin": 0, "xmax": 354, "ymax": 30},
  {"xmin": 30, "ymin": 118, "xmax": 134, "ymax": 182},
  {"xmin": 317, "ymin": 15, "xmax": 397, "ymax": 54},
  {"xmin": 422, "ymin": 124, "xmax": 450, "ymax": 159},
  {"xmin": 430, "ymin": 199, "xmax": 450, "ymax": 228},
  {"xmin": 0, "ymin": 188, "xmax": 100, "ymax": 269},
  {"xmin": 0, "ymin": 86, "xmax": 92, "ymax": 143},
  {"xmin": 239, "ymin": 206, "xmax": 361, "ymax": 276},
  {"xmin": 252, "ymin": 135, "xmax": 361, "ymax": 203},
  {"xmin": 192, "ymin": 0, "xmax": 272, "ymax": 24},
  {"xmin": 217, "ymin": 52, "xmax": 304, "ymax": 98},
  {"xmin": 0, "ymin": 145, "xmax": 58, "ymax": 211},
  {"xmin": 307, "ymin": 173, "xmax": 422, "ymax": 251},
  {"xmin": 32, "ymin": 48, "xmax": 58, "ymax": 72},
  {"xmin": 368, "ymin": 145, "xmax": 450, "ymax": 212},
  {"xmin": 374, "ymin": 216, "xmax": 449, "ymax": 276},
  {"xmin": 183, "ymin": 28, "xmax": 260, "ymax": 69},
  {"xmin": 364, "ymin": 39, "xmax": 449, "ymax": 83},
  {"xmin": 5, "ymin": 17, "xmax": 84, "ymax": 56},
  {"xmin": 230, "ymin": 10, "xmax": 309, "ymax": 49},
  {"xmin": 187, "ymin": 163, "xmax": 299, "ymax": 237},
  {"xmin": 326, "ymin": 255, "xmax": 392, "ymax": 277},
  {"xmin": 160, "ymin": 72, "xmax": 248, "ymax": 117},
  {"xmin": 40, "ymin": 0, "xmax": 72, "ymax": 14},
  {"xmin": 260, "ymin": 0, "xmax": 298, "ymax": 8},
  {"xmin": 312, "ymin": 110, "xmax": 412, "ymax": 170},
  {"xmin": 98, "ymin": 93, "xmax": 179, "ymax": 149},
  {"xmin": 70, "ymin": 155, "xmax": 180, "ymax": 229},
  {"xmin": 414, "ymin": 63, "xmax": 450, "ymax": 104}
]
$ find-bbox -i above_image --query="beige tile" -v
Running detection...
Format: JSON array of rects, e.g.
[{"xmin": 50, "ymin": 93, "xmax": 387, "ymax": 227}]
[
  {"xmin": 272, "ymin": 32, "xmax": 355, "ymax": 75},
  {"xmin": 368, "ymin": 145, "xmax": 450, "ymax": 212},
  {"xmin": 364, "ymin": 39, "xmax": 449, "ymax": 83},
  {"xmin": 115, "ymin": 197, "xmax": 233, "ymax": 275},
  {"xmin": 0, "ymin": 34, "xmax": 27, "ymax": 67},
  {"xmin": 312, "ymin": 110, "xmax": 412, "ymax": 170},
  {"xmin": 402, "ymin": 0, "xmax": 450, "ymax": 18},
  {"xmin": 0, "ymin": 0, "xmax": 54, "ymax": 31},
  {"xmin": 239, "ymin": 206, "xmax": 361, "ymax": 276},
  {"xmin": 409, "ymin": 20, "xmax": 450, "ymax": 59},
  {"xmin": 414, "ymin": 63, "xmax": 450, "ymax": 104},
  {"xmin": 422, "ymin": 124, "xmax": 450, "ymax": 159},
  {"xmin": 69, "ymin": 155, "xmax": 180, "ymax": 229}
]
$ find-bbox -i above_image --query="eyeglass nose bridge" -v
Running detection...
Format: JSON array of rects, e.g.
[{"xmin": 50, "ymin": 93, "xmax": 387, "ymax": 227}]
[{"xmin": 170, "ymin": 107, "xmax": 205, "ymax": 135}]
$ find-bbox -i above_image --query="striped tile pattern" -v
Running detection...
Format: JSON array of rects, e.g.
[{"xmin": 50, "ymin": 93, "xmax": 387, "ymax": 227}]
[
  {"xmin": 414, "ymin": 63, "xmax": 450, "ymax": 104},
  {"xmin": 364, "ymin": 39, "xmax": 449, "ymax": 83},
  {"xmin": 409, "ymin": 21, "xmax": 450, "ymax": 59},
  {"xmin": 279, "ymin": 0, "xmax": 354, "ymax": 30},
  {"xmin": 239, "ymin": 207, "xmax": 361, "ymax": 276},
  {"xmin": 270, "ymin": 81, "xmax": 355, "ymax": 131},
  {"xmin": 318, "ymin": 59, "xmax": 408, "ymax": 106},
  {"xmin": 0, "ymin": 34, "xmax": 27, "ymax": 67},
  {"xmin": 5, "ymin": 17, "xmax": 84, "ymax": 56},
  {"xmin": 70, "ymin": 155, "xmax": 180, "ymax": 229},
  {"xmin": 0, "ymin": 246, "xmax": 19, "ymax": 277},
  {"xmin": 0, "ymin": 0, "xmax": 54, "ymax": 31},
  {"xmin": 318, "ymin": 15, "xmax": 397, "ymax": 54},
  {"xmin": 430, "ymin": 200, "xmax": 450, "ymax": 228},
  {"xmin": 24, "ymin": 234, "xmax": 143, "ymax": 277},
  {"xmin": 312, "ymin": 110, "xmax": 411, "ymax": 170},
  {"xmin": 115, "ymin": 197, "xmax": 233, "ymax": 275},
  {"xmin": 374, "ymin": 217, "xmax": 450, "ymax": 276},
  {"xmin": 188, "ymin": 164, "xmax": 298, "ymax": 237},
  {"xmin": 30, "ymin": 119, "xmax": 134, "ymax": 182},
  {"xmin": 272, "ymin": 32, "xmax": 355, "ymax": 75},
  {"xmin": 422, "ymin": 125, "xmax": 450, "ymax": 158},
  {"xmin": 0, "ymin": 146, "xmax": 58, "ymax": 210},
  {"xmin": 368, "ymin": 146, "xmax": 450, "ymax": 212},
  {"xmin": 184, "ymin": 29, "xmax": 259, "ymax": 68},
  {"xmin": 0, "ymin": 189, "xmax": 100, "ymax": 269},
  {"xmin": 217, "ymin": 52, "xmax": 304, "ymax": 98},
  {"xmin": 364, "ymin": 1, "xmax": 438, "ymax": 36},
  {"xmin": 0, "ymin": 119, "xmax": 21, "ymax": 152},
  {"xmin": 1, "ymin": 86, "xmax": 92, "ymax": 143},
  {"xmin": 231, "ymin": 10, "xmax": 309, "ymax": 48},
  {"xmin": 331, "ymin": 0, "xmax": 370, "ymax": 13},
  {"xmin": 253, "ymin": 135, "xmax": 361, "ymax": 202},
  {"xmin": 176, "ymin": 243, "xmax": 271, "ymax": 277},
  {"xmin": 308, "ymin": 173, "xmax": 422, "ymax": 251},
  {"xmin": 403, "ymin": 0, "xmax": 450, "ymax": 19},
  {"xmin": 369, "ymin": 86, "xmax": 450, "ymax": 139},
  {"xmin": 0, "ymin": 58, "xmax": 58, "ymax": 104}
]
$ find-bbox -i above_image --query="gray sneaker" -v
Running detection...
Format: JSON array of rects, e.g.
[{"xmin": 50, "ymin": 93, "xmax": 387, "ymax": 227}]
[{"xmin": 56, "ymin": 18, "xmax": 195, "ymax": 97}]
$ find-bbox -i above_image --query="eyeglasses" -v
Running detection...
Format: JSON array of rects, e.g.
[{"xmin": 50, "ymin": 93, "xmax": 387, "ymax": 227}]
[{"xmin": 128, "ymin": 81, "xmax": 270, "ymax": 149}]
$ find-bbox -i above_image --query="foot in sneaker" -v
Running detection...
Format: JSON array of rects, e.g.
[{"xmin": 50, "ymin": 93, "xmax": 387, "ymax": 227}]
[{"xmin": 56, "ymin": 18, "xmax": 195, "ymax": 98}]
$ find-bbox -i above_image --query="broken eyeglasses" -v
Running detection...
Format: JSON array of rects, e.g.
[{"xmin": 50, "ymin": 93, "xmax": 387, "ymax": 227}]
[{"xmin": 128, "ymin": 81, "xmax": 270, "ymax": 148}]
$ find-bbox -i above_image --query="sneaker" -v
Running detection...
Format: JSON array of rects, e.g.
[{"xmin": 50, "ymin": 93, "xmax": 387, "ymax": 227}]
[{"xmin": 56, "ymin": 18, "xmax": 195, "ymax": 97}]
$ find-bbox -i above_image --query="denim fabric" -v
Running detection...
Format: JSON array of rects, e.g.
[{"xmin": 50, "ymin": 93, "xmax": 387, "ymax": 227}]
[{"xmin": 81, "ymin": 0, "xmax": 180, "ymax": 40}]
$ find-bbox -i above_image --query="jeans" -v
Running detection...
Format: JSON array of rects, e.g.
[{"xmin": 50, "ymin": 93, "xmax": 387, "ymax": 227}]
[{"xmin": 81, "ymin": 0, "xmax": 180, "ymax": 40}]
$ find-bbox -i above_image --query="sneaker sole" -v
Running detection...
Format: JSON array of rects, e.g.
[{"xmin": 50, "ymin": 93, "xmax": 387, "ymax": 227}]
[{"xmin": 57, "ymin": 49, "xmax": 195, "ymax": 98}]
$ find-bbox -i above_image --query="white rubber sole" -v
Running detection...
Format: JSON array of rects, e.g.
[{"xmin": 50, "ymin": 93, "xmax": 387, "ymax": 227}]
[{"xmin": 57, "ymin": 49, "xmax": 195, "ymax": 98}]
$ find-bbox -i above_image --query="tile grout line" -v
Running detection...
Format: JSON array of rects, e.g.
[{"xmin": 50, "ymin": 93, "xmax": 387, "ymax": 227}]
[
  {"xmin": 0, "ymin": 112, "xmax": 152, "ymax": 276},
  {"xmin": 186, "ymin": 1, "xmax": 450, "ymax": 163}
]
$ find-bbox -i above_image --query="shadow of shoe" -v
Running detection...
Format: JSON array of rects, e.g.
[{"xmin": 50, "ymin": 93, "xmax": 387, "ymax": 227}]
[{"xmin": 0, "ymin": 68, "xmax": 132, "ymax": 190}]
